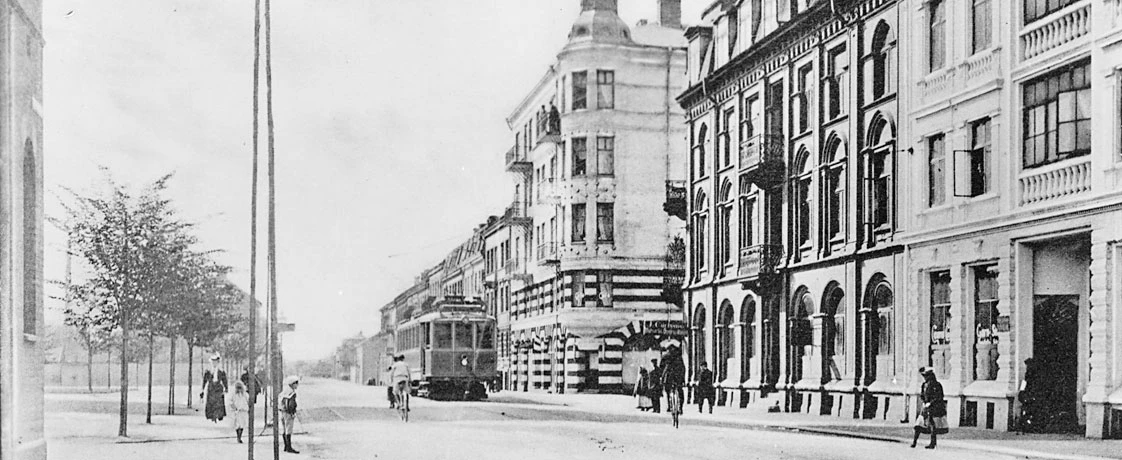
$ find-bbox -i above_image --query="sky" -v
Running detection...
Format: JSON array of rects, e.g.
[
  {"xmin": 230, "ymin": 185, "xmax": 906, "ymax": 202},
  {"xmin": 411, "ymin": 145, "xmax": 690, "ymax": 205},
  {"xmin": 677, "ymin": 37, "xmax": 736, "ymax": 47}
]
[{"xmin": 42, "ymin": 0, "xmax": 709, "ymax": 361}]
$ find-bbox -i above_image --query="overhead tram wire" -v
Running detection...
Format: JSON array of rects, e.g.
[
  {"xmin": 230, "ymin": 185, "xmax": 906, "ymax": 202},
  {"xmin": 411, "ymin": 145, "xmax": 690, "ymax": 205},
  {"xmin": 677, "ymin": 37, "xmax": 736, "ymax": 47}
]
[{"xmin": 247, "ymin": 0, "xmax": 262, "ymax": 456}]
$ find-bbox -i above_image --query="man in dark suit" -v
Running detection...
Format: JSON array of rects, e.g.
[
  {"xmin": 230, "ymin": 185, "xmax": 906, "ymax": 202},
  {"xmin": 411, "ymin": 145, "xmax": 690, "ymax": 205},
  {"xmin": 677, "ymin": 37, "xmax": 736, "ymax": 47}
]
[{"xmin": 696, "ymin": 361, "xmax": 716, "ymax": 413}]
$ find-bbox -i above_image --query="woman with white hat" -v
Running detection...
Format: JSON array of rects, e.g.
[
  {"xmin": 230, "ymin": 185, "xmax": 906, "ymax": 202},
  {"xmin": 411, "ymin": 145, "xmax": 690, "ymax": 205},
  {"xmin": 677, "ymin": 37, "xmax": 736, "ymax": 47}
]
[
  {"xmin": 280, "ymin": 376, "xmax": 300, "ymax": 454},
  {"xmin": 200, "ymin": 353, "xmax": 228, "ymax": 423}
]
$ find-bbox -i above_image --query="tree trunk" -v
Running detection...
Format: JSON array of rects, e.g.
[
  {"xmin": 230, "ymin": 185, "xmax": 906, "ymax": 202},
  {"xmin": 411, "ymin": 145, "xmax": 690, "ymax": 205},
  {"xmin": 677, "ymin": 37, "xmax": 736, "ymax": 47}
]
[
  {"xmin": 187, "ymin": 344, "xmax": 194, "ymax": 408},
  {"xmin": 118, "ymin": 320, "xmax": 129, "ymax": 437},
  {"xmin": 107, "ymin": 348, "xmax": 112, "ymax": 389},
  {"xmin": 86, "ymin": 337, "xmax": 94, "ymax": 393},
  {"xmin": 146, "ymin": 332, "xmax": 154, "ymax": 424},
  {"xmin": 168, "ymin": 337, "xmax": 176, "ymax": 415}
]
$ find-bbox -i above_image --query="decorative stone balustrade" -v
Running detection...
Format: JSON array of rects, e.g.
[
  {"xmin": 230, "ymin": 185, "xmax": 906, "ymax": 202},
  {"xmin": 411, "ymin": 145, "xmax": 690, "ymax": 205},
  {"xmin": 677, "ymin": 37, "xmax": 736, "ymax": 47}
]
[
  {"xmin": 917, "ymin": 69, "xmax": 956, "ymax": 105},
  {"xmin": 962, "ymin": 48, "xmax": 1000, "ymax": 86},
  {"xmin": 1019, "ymin": 160, "xmax": 1091, "ymax": 205},
  {"xmin": 1020, "ymin": 1, "xmax": 1090, "ymax": 60},
  {"xmin": 916, "ymin": 48, "xmax": 1003, "ymax": 108}
]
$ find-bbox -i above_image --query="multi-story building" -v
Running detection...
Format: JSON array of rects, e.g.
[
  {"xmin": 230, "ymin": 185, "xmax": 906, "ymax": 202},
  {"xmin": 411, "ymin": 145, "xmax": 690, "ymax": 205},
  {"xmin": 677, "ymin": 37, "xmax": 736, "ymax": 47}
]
[
  {"xmin": 679, "ymin": 0, "xmax": 910, "ymax": 420},
  {"xmin": 681, "ymin": 0, "xmax": 1122, "ymax": 439},
  {"xmin": 903, "ymin": 0, "xmax": 1122, "ymax": 438},
  {"xmin": 493, "ymin": 0, "xmax": 689, "ymax": 394},
  {"xmin": 2, "ymin": 0, "xmax": 45, "ymax": 458}
]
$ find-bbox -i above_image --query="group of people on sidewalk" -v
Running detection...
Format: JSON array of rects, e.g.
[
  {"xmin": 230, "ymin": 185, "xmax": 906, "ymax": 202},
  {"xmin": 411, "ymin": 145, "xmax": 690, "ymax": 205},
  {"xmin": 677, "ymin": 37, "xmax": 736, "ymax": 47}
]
[
  {"xmin": 198, "ymin": 352, "xmax": 303, "ymax": 454},
  {"xmin": 632, "ymin": 346, "xmax": 692, "ymax": 416}
]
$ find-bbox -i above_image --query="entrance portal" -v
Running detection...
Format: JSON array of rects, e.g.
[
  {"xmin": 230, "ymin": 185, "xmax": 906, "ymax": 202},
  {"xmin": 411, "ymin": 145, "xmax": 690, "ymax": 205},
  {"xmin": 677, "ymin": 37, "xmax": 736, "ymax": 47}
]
[{"xmin": 1028, "ymin": 295, "xmax": 1080, "ymax": 433}]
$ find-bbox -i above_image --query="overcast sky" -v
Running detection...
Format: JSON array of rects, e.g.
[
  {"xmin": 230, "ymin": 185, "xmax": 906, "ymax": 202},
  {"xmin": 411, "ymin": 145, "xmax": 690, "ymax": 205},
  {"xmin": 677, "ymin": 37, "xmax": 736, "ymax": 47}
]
[{"xmin": 43, "ymin": 0, "xmax": 708, "ymax": 361}]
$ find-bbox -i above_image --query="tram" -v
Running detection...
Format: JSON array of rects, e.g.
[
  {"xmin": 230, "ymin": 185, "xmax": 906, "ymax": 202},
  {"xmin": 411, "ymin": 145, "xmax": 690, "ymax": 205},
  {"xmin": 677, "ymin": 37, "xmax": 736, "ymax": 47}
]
[{"xmin": 395, "ymin": 297, "xmax": 497, "ymax": 400}]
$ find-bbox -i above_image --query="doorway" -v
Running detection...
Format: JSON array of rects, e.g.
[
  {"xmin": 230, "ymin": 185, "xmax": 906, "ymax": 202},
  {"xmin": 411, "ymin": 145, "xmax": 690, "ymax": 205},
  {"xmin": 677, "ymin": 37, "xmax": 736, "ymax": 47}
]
[{"xmin": 1028, "ymin": 295, "xmax": 1080, "ymax": 433}]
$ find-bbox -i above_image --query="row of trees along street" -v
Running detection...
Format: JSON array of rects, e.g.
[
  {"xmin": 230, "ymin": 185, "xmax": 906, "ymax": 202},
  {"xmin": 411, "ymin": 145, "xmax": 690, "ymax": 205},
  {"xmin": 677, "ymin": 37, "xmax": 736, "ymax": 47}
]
[{"xmin": 53, "ymin": 172, "xmax": 255, "ymax": 437}]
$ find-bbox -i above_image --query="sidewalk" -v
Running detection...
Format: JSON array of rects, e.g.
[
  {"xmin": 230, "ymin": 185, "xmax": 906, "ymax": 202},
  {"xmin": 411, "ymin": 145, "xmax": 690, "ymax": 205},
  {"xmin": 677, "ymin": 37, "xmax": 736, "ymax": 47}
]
[{"xmin": 490, "ymin": 390, "xmax": 1122, "ymax": 460}]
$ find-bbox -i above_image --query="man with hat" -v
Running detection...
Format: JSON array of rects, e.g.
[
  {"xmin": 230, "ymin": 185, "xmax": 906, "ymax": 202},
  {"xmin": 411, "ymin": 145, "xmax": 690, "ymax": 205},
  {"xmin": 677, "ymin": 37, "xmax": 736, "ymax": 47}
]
[{"xmin": 280, "ymin": 375, "xmax": 301, "ymax": 454}]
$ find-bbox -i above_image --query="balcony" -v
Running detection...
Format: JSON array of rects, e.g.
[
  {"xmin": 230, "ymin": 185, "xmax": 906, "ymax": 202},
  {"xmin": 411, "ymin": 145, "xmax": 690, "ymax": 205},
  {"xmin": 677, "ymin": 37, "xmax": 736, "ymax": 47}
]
[
  {"xmin": 537, "ymin": 242, "xmax": 559, "ymax": 265},
  {"xmin": 504, "ymin": 145, "xmax": 531, "ymax": 173},
  {"xmin": 1020, "ymin": 0, "xmax": 1090, "ymax": 61},
  {"xmin": 1019, "ymin": 159, "xmax": 1090, "ymax": 206},
  {"xmin": 737, "ymin": 244, "xmax": 784, "ymax": 280},
  {"xmin": 739, "ymin": 134, "xmax": 786, "ymax": 188},
  {"xmin": 535, "ymin": 178, "xmax": 560, "ymax": 205},
  {"xmin": 503, "ymin": 200, "xmax": 532, "ymax": 227}
]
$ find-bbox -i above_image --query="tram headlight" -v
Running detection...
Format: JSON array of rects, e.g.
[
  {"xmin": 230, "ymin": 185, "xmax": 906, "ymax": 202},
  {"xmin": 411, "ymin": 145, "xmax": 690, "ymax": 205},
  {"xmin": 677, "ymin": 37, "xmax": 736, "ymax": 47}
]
[{"xmin": 460, "ymin": 355, "xmax": 469, "ymax": 367}]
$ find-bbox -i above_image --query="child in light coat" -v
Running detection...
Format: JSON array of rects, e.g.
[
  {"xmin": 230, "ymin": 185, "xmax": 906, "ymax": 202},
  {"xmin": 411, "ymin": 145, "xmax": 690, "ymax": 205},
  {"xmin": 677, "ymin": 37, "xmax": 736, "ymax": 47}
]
[{"xmin": 228, "ymin": 381, "xmax": 250, "ymax": 443}]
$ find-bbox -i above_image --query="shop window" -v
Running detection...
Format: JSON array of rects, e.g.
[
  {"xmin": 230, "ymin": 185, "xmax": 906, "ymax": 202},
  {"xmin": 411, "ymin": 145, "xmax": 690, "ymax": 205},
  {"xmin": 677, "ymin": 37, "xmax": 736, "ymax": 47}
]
[{"xmin": 973, "ymin": 266, "xmax": 1000, "ymax": 380}]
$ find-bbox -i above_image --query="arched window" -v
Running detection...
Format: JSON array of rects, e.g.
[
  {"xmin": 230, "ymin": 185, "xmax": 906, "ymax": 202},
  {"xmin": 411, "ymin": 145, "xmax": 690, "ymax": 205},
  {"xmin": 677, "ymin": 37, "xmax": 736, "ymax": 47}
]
[
  {"xmin": 869, "ymin": 21, "xmax": 894, "ymax": 100},
  {"xmin": 791, "ymin": 288, "xmax": 814, "ymax": 382},
  {"xmin": 871, "ymin": 282, "xmax": 893, "ymax": 357},
  {"xmin": 692, "ymin": 304, "xmax": 708, "ymax": 377},
  {"xmin": 791, "ymin": 148, "xmax": 813, "ymax": 255},
  {"xmin": 23, "ymin": 138, "xmax": 36, "ymax": 335},
  {"xmin": 865, "ymin": 115, "xmax": 895, "ymax": 237},
  {"xmin": 718, "ymin": 180, "xmax": 733, "ymax": 270},
  {"xmin": 740, "ymin": 297, "xmax": 756, "ymax": 380},
  {"xmin": 716, "ymin": 301, "xmax": 735, "ymax": 381},
  {"xmin": 692, "ymin": 191, "xmax": 709, "ymax": 275},
  {"xmin": 696, "ymin": 124, "xmax": 709, "ymax": 177},
  {"xmin": 822, "ymin": 284, "xmax": 845, "ymax": 381},
  {"xmin": 820, "ymin": 135, "xmax": 846, "ymax": 246}
]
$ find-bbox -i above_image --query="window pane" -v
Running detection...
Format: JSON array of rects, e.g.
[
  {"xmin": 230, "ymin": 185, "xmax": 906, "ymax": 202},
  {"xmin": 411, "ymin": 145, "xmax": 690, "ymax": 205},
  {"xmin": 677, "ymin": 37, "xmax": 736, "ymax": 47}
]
[
  {"xmin": 478, "ymin": 323, "xmax": 494, "ymax": 349},
  {"xmin": 596, "ymin": 203, "xmax": 614, "ymax": 241},
  {"xmin": 454, "ymin": 322, "xmax": 473, "ymax": 349},
  {"xmin": 435, "ymin": 322, "xmax": 453, "ymax": 348},
  {"xmin": 572, "ymin": 137, "xmax": 587, "ymax": 176},
  {"xmin": 572, "ymin": 71, "xmax": 587, "ymax": 110},
  {"xmin": 597, "ymin": 70, "xmax": 614, "ymax": 109},
  {"xmin": 597, "ymin": 137, "xmax": 614, "ymax": 175},
  {"xmin": 573, "ymin": 204, "xmax": 586, "ymax": 241}
]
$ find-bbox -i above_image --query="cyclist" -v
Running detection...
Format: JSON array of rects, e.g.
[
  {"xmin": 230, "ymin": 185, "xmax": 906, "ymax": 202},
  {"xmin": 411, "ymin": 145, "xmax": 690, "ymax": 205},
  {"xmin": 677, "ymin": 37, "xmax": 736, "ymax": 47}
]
[
  {"xmin": 661, "ymin": 345, "xmax": 686, "ymax": 428},
  {"xmin": 389, "ymin": 354, "xmax": 412, "ymax": 411}
]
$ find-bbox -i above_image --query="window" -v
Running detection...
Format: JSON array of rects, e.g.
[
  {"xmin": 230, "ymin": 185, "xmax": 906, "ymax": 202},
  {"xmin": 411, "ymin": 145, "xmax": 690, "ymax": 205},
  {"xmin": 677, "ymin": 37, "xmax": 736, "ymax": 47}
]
[
  {"xmin": 596, "ymin": 136, "xmax": 614, "ymax": 175},
  {"xmin": 765, "ymin": 81, "xmax": 784, "ymax": 136},
  {"xmin": 572, "ymin": 203, "xmax": 586, "ymax": 242},
  {"xmin": 571, "ymin": 137, "xmax": 587, "ymax": 176},
  {"xmin": 23, "ymin": 139, "xmax": 36, "ymax": 336},
  {"xmin": 929, "ymin": 0, "xmax": 946, "ymax": 71},
  {"xmin": 1024, "ymin": 0, "xmax": 1078, "ymax": 24},
  {"xmin": 596, "ymin": 202, "xmax": 613, "ymax": 242},
  {"xmin": 794, "ymin": 64, "xmax": 812, "ymax": 133},
  {"xmin": 822, "ymin": 138, "xmax": 845, "ymax": 242},
  {"xmin": 572, "ymin": 271, "xmax": 586, "ymax": 307},
  {"xmin": 972, "ymin": 0, "xmax": 992, "ymax": 54},
  {"xmin": 697, "ymin": 214, "xmax": 707, "ymax": 270},
  {"xmin": 560, "ymin": 75, "xmax": 567, "ymax": 112},
  {"xmin": 434, "ymin": 322, "xmax": 453, "ymax": 348},
  {"xmin": 869, "ymin": 21, "xmax": 892, "ymax": 100},
  {"xmin": 870, "ymin": 151, "xmax": 890, "ymax": 228},
  {"xmin": 966, "ymin": 118, "xmax": 991, "ymax": 196},
  {"xmin": 825, "ymin": 46, "xmax": 847, "ymax": 119},
  {"xmin": 723, "ymin": 109, "xmax": 735, "ymax": 167},
  {"xmin": 597, "ymin": 70, "xmax": 615, "ymax": 109},
  {"xmin": 792, "ymin": 150, "xmax": 813, "ymax": 250},
  {"xmin": 928, "ymin": 134, "xmax": 946, "ymax": 207},
  {"xmin": 718, "ymin": 181, "xmax": 733, "ymax": 267},
  {"xmin": 1023, "ymin": 60, "xmax": 1091, "ymax": 168},
  {"xmin": 696, "ymin": 124, "xmax": 709, "ymax": 176},
  {"xmin": 478, "ymin": 323, "xmax": 494, "ymax": 349},
  {"xmin": 738, "ymin": 195, "xmax": 755, "ymax": 250},
  {"xmin": 454, "ymin": 322, "xmax": 473, "ymax": 349},
  {"xmin": 572, "ymin": 71, "xmax": 587, "ymax": 110},
  {"xmin": 867, "ymin": 119, "xmax": 894, "ymax": 231},
  {"xmin": 929, "ymin": 271, "xmax": 951, "ymax": 376},
  {"xmin": 974, "ymin": 266, "xmax": 1000, "ymax": 380},
  {"xmin": 741, "ymin": 95, "xmax": 759, "ymax": 142},
  {"xmin": 597, "ymin": 272, "xmax": 613, "ymax": 307}
]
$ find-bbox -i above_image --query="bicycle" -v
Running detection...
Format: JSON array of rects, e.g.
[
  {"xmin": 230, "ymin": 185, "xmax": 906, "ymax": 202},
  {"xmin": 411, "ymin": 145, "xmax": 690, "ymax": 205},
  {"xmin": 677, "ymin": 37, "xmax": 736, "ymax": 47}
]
[
  {"xmin": 394, "ymin": 382, "xmax": 410, "ymax": 422},
  {"xmin": 666, "ymin": 387, "xmax": 682, "ymax": 429}
]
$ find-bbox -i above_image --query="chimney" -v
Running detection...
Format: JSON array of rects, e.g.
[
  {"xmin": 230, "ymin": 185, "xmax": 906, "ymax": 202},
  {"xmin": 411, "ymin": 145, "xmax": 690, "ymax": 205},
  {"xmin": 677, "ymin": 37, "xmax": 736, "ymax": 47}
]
[
  {"xmin": 658, "ymin": 0, "xmax": 682, "ymax": 29},
  {"xmin": 581, "ymin": 0, "xmax": 618, "ymax": 12}
]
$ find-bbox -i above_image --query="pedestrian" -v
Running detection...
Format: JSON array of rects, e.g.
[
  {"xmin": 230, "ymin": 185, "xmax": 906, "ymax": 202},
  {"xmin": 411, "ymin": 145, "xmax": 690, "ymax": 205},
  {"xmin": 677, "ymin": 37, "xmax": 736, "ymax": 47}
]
[
  {"xmin": 696, "ymin": 361, "xmax": 716, "ymax": 414},
  {"xmin": 280, "ymin": 376, "xmax": 301, "ymax": 454},
  {"xmin": 1018, "ymin": 357, "xmax": 1043, "ymax": 432},
  {"xmin": 200, "ymin": 353, "xmax": 228, "ymax": 423},
  {"xmin": 647, "ymin": 359, "xmax": 662, "ymax": 413},
  {"xmin": 911, "ymin": 367, "xmax": 948, "ymax": 449},
  {"xmin": 240, "ymin": 365, "xmax": 267, "ymax": 425},
  {"xmin": 387, "ymin": 384, "xmax": 396, "ymax": 409},
  {"xmin": 634, "ymin": 367, "xmax": 653, "ymax": 411},
  {"xmin": 661, "ymin": 346, "xmax": 686, "ymax": 428},
  {"xmin": 228, "ymin": 381, "xmax": 249, "ymax": 443}
]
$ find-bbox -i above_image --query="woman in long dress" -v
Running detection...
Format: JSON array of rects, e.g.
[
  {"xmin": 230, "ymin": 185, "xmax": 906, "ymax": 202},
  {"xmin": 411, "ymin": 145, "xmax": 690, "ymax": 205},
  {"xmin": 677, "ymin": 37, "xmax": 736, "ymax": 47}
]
[
  {"xmin": 634, "ymin": 368, "xmax": 653, "ymax": 411},
  {"xmin": 228, "ymin": 381, "xmax": 249, "ymax": 443},
  {"xmin": 200, "ymin": 353, "xmax": 228, "ymax": 422},
  {"xmin": 911, "ymin": 367, "xmax": 948, "ymax": 449}
]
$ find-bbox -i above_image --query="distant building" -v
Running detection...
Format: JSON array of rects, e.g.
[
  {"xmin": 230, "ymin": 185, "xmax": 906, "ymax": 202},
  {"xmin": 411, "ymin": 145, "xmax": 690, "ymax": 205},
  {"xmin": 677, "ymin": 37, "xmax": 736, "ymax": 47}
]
[
  {"xmin": 3, "ymin": 0, "xmax": 45, "ymax": 457},
  {"xmin": 491, "ymin": 0, "xmax": 689, "ymax": 394}
]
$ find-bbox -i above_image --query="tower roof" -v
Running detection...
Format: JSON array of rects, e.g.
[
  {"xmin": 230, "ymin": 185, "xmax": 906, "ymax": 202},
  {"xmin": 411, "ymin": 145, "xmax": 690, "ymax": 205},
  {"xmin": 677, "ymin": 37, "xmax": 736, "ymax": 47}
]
[{"xmin": 567, "ymin": 0, "xmax": 632, "ymax": 46}]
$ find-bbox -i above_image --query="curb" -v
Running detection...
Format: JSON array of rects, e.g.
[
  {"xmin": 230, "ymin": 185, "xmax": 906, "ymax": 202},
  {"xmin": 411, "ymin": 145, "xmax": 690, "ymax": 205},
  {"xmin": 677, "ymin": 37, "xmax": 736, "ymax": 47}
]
[{"xmin": 788, "ymin": 426, "xmax": 1117, "ymax": 460}]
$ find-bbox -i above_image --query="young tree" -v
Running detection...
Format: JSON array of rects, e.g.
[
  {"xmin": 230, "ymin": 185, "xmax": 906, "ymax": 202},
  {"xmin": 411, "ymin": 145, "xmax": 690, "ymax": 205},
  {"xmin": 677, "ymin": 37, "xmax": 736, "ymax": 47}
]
[{"xmin": 60, "ymin": 282, "xmax": 116, "ymax": 392}]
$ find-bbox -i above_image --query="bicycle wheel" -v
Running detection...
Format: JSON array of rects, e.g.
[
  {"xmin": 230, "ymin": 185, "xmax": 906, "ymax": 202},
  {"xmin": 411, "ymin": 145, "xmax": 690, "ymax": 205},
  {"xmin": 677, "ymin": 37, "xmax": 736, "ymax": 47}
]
[{"xmin": 403, "ymin": 393, "xmax": 409, "ymax": 422}]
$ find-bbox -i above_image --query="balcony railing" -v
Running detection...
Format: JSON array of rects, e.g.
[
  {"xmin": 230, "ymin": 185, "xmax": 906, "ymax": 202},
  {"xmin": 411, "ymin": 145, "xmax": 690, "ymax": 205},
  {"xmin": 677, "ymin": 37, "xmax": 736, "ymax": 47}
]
[
  {"xmin": 504, "ymin": 200, "xmax": 532, "ymax": 226},
  {"xmin": 1019, "ymin": 159, "xmax": 1090, "ymax": 205},
  {"xmin": 739, "ymin": 134, "xmax": 786, "ymax": 188},
  {"xmin": 1020, "ymin": 0, "xmax": 1090, "ymax": 60},
  {"xmin": 504, "ymin": 145, "xmax": 531, "ymax": 172},
  {"xmin": 737, "ymin": 244, "xmax": 784, "ymax": 279},
  {"xmin": 537, "ymin": 242, "xmax": 559, "ymax": 265}
]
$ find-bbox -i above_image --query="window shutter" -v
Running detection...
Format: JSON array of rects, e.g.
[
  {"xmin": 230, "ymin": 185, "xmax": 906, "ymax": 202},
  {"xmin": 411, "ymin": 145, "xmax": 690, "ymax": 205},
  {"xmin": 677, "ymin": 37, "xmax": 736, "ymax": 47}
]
[{"xmin": 953, "ymin": 149, "xmax": 977, "ymax": 197}]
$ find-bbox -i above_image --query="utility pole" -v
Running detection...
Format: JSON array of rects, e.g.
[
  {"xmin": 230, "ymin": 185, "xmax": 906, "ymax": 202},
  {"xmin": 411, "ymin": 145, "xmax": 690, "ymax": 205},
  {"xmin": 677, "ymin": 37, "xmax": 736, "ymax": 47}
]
[
  {"xmin": 246, "ymin": 0, "xmax": 262, "ymax": 454},
  {"xmin": 265, "ymin": 0, "xmax": 281, "ymax": 456}
]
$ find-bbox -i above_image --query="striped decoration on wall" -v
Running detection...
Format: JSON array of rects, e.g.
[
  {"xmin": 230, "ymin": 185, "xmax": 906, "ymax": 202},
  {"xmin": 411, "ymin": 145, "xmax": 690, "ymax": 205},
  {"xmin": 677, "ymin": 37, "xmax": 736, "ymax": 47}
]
[
  {"xmin": 564, "ymin": 339, "xmax": 586, "ymax": 393},
  {"xmin": 597, "ymin": 337, "xmax": 625, "ymax": 393},
  {"xmin": 531, "ymin": 332, "xmax": 545, "ymax": 389}
]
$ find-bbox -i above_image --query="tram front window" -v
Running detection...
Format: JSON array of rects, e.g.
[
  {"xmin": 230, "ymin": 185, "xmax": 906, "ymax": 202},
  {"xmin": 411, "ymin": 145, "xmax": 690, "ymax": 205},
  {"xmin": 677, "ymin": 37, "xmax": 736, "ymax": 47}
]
[
  {"xmin": 478, "ymin": 323, "xmax": 494, "ymax": 349},
  {"xmin": 454, "ymin": 322, "xmax": 473, "ymax": 349},
  {"xmin": 435, "ymin": 322, "xmax": 453, "ymax": 349}
]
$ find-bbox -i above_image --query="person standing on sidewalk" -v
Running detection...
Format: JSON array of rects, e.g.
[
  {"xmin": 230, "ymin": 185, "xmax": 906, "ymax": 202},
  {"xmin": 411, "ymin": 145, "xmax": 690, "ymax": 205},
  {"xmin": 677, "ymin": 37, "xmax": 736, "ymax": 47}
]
[
  {"xmin": 280, "ymin": 376, "xmax": 301, "ymax": 454},
  {"xmin": 647, "ymin": 359, "xmax": 662, "ymax": 413},
  {"xmin": 696, "ymin": 362, "xmax": 715, "ymax": 414},
  {"xmin": 228, "ymin": 381, "xmax": 250, "ymax": 443},
  {"xmin": 911, "ymin": 367, "xmax": 948, "ymax": 449},
  {"xmin": 200, "ymin": 353, "xmax": 228, "ymax": 423},
  {"xmin": 634, "ymin": 367, "xmax": 653, "ymax": 411}
]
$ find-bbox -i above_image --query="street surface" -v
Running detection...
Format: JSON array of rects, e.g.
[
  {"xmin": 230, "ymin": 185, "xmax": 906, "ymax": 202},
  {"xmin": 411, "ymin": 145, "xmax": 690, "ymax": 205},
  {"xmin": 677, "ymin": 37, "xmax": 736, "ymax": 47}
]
[{"xmin": 46, "ymin": 379, "xmax": 1111, "ymax": 459}]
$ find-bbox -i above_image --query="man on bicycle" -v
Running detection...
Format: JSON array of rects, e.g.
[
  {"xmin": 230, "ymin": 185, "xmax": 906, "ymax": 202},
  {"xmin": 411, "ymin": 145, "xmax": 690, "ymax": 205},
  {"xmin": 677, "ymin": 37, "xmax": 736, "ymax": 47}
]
[{"xmin": 389, "ymin": 354, "xmax": 412, "ymax": 408}]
